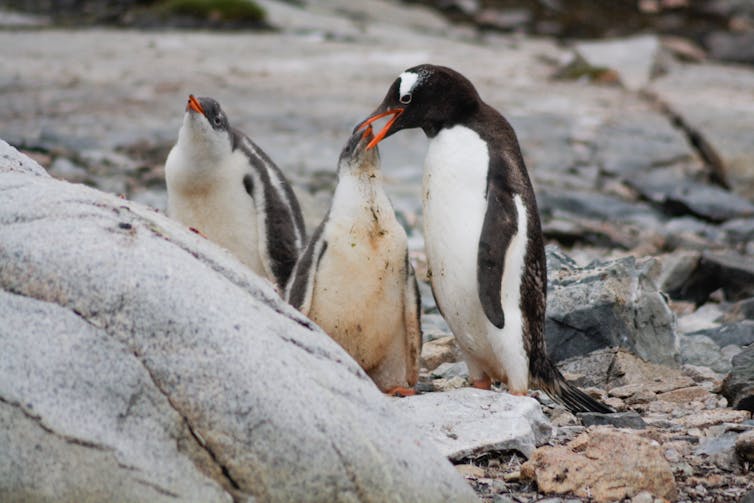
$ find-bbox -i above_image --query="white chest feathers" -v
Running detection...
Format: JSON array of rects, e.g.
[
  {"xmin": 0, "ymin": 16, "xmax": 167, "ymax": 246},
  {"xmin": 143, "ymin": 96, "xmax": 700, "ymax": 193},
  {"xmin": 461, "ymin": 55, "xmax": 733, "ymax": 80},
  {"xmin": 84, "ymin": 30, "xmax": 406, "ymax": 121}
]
[
  {"xmin": 300, "ymin": 172, "xmax": 420, "ymax": 390},
  {"xmin": 165, "ymin": 145, "xmax": 266, "ymax": 276},
  {"xmin": 422, "ymin": 125, "xmax": 530, "ymax": 391}
]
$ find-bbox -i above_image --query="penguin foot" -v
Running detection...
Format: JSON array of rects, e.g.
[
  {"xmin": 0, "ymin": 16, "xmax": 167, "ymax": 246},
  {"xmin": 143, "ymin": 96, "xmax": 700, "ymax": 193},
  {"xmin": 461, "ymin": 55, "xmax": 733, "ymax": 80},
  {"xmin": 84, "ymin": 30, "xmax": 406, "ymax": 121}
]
[
  {"xmin": 471, "ymin": 376, "xmax": 492, "ymax": 390},
  {"xmin": 385, "ymin": 386, "xmax": 416, "ymax": 397}
]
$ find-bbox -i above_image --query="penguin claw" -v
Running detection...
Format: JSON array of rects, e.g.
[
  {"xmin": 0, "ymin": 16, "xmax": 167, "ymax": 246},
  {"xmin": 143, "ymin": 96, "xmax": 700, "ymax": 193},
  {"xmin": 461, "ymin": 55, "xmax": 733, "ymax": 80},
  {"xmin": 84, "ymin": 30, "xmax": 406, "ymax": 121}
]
[{"xmin": 385, "ymin": 386, "xmax": 416, "ymax": 397}]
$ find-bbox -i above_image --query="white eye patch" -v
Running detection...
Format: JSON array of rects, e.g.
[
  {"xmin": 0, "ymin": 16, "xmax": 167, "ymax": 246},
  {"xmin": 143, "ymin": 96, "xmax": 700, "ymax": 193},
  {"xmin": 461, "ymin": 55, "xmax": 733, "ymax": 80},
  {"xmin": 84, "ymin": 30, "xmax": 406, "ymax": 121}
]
[{"xmin": 398, "ymin": 71, "xmax": 420, "ymax": 99}]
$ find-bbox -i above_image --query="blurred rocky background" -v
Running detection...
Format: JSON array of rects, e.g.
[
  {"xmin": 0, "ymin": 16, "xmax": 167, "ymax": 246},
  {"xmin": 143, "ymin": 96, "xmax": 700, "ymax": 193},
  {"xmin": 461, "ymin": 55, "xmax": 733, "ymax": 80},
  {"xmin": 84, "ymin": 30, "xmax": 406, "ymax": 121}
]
[{"xmin": 1, "ymin": 0, "xmax": 753, "ymax": 501}]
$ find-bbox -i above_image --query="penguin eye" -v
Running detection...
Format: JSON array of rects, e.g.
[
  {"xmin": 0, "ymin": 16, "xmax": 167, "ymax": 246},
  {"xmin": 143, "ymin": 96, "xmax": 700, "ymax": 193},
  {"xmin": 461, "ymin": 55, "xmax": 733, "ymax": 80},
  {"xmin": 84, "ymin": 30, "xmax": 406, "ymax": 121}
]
[
  {"xmin": 400, "ymin": 93, "xmax": 412, "ymax": 104},
  {"xmin": 213, "ymin": 116, "xmax": 222, "ymax": 126}
]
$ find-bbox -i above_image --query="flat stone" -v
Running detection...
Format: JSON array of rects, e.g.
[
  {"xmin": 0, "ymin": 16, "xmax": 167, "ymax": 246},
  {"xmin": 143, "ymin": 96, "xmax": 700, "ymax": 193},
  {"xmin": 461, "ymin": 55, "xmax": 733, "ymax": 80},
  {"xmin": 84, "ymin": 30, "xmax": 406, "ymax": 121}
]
[
  {"xmin": 678, "ymin": 409, "xmax": 751, "ymax": 429},
  {"xmin": 574, "ymin": 35, "xmax": 660, "ymax": 91},
  {"xmin": 392, "ymin": 388, "xmax": 552, "ymax": 460},
  {"xmin": 521, "ymin": 426, "xmax": 676, "ymax": 502},
  {"xmin": 431, "ymin": 361, "xmax": 469, "ymax": 379},
  {"xmin": 650, "ymin": 64, "xmax": 754, "ymax": 202},
  {"xmin": 421, "ymin": 335, "xmax": 462, "ymax": 371},
  {"xmin": 559, "ymin": 348, "xmax": 693, "ymax": 392},
  {"xmin": 594, "ymin": 115, "xmax": 694, "ymax": 178},
  {"xmin": 578, "ymin": 411, "xmax": 646, "ymax": 429},
  {"xmin": 656, "ymin": 386, "xmax": 715, "ymax": 404},
  {"xmin": 431, "ymin": 376, "xmax": 469, "ymax": 392},
  {"xmin": 609, "ymin": 383, "xmax": 647, "ymax": 398}
]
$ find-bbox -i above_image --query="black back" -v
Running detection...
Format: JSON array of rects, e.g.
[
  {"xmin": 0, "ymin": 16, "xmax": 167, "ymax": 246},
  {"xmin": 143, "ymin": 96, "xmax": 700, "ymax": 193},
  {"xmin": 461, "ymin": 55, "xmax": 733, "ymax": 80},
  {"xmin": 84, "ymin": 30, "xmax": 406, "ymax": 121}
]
[{"xmin": 232, "ymin": 128, "xmax": 306, "ymax": 288}]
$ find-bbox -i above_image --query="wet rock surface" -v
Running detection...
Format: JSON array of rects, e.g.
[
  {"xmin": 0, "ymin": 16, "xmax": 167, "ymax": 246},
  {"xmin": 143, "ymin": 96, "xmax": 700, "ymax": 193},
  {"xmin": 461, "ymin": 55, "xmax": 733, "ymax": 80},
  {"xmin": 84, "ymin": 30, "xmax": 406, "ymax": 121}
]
[{"xmin": 1, "ymin": 0, "xmax": 753, "ymax": 501}]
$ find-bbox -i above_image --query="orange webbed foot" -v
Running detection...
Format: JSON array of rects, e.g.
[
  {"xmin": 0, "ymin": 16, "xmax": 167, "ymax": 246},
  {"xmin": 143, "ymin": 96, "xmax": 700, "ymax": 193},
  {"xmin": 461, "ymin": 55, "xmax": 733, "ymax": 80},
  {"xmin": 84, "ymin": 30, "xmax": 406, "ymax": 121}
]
[
  {"xmin": 471, "ymin": 376, "xmax": 492, "ymax": 390},
  {"xmin": 385, "ymin": 386, "xmax": 416, "ymax": 397}
]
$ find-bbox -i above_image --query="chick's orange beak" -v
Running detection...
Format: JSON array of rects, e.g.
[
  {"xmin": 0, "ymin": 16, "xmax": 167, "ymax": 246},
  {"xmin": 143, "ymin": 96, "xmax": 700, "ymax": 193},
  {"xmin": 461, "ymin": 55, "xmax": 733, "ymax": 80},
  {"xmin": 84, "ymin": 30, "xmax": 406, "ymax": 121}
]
[
  {"xmin": 186, "ymin": 94, "xmax": 204, "ymax": 115},
  {"xmin": 357, "ymin": 108, "xmax": 403, "ymax": 150}
]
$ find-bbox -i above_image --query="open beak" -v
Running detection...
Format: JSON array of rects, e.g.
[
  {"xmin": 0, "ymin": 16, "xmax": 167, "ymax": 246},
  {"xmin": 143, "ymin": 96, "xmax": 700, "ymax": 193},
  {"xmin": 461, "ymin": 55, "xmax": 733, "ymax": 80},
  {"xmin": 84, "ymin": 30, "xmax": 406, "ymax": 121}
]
[
  {"xmin": 186, "ymin": 94, "xmax": 204, "ymax": 115},
  {"xmin": 356, "ymin": 108, "xmax": 404, "ymax": 150},
  {"xmin": 360, "ymin": 124, "xmax": 374, "ymax": 142}
]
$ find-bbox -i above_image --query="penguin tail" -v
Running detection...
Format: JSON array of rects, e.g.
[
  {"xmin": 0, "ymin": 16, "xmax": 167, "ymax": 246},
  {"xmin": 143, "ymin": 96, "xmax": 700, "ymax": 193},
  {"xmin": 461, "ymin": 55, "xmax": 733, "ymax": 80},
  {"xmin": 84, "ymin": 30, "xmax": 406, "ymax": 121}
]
[{"xmin": 531, "ymin": 358, "xmax": 615, "ymax": 414}]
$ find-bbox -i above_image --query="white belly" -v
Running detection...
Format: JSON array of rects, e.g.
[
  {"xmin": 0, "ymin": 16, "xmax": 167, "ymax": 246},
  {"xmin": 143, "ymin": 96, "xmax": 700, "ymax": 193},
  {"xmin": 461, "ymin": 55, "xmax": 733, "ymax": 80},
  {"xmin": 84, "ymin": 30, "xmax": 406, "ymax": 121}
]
[
  {"xmin": 422, "ymin": 126, "xmax": 528, "ymax": 389},
  {"xmin": 166, "ymin": 149, "xmax": 265, "ymax": 276},
  {"xmin": 309, "ymin": 187, "xmax": 408, "ymax": 371}
]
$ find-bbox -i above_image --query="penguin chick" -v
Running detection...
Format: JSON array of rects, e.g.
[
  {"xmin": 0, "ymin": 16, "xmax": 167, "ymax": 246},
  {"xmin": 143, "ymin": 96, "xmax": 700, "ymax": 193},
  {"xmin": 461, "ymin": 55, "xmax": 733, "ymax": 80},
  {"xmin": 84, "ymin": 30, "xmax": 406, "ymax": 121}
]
[
  {"xmin": 356, "ymin": 64, "xmax": 613, "ymax": 413},
  {"xmin": 165, "ymin": 95, "xmax": 305, "ymax": 290},
  {"xmin": 286, "ymin": 128, "xmax": 421, "ymax": 395}
]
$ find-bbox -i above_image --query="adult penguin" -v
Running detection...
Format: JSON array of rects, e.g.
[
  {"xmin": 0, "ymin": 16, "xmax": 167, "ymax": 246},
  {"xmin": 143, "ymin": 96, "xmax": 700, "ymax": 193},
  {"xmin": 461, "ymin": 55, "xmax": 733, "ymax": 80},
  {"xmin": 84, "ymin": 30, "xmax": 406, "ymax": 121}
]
[{"xmin": 357, "ymin": 64, "xmax": 612, "ymax": 413}]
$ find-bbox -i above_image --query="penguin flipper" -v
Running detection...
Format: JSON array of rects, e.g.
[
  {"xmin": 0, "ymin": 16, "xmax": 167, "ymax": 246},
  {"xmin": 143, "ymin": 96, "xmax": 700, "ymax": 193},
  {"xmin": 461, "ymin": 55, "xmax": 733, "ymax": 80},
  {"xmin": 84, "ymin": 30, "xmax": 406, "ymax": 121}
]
[
  {"xmin": 285, "ymin": 221, "xmax": 328, "ymax": 314},
  {"xmin": 477, "ymin": 179, "xmax": 518, "ymax": 329},
  {"xmin": 402, "ymin": 252, "xmax": 422, "ymax": 386},
  {"xmin": 238, "ymin": 130, "xmax": 306, "ymax": 289}
]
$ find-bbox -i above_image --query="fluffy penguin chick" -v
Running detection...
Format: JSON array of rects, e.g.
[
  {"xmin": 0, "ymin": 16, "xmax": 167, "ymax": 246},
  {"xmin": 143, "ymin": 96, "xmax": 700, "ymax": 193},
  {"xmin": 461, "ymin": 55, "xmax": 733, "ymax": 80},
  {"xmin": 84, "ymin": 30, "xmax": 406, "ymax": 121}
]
[
  {"xmin": 165, "ymin": 95, "xmax": 305, "ymax": 290},
  {"xmin": 357, "ymin": 64, "xmax": 613, "ymax": 413},
  {"xmin": 286, "ymin": 129, "xmax": 421, "ymax": 395}
]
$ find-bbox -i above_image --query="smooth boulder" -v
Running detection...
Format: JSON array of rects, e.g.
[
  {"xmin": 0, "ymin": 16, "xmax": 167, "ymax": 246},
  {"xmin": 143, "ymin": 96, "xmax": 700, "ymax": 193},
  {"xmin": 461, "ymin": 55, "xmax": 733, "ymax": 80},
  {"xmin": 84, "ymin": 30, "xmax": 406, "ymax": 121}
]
[{"xmin": 0, "ymin": 140, "xmax": 477, "ymax": 502}]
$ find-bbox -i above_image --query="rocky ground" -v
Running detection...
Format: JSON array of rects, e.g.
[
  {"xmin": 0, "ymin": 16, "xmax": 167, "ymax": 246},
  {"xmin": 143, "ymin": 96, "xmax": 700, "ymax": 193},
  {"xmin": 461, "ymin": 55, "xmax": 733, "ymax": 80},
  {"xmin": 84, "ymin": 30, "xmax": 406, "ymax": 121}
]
[{"xmin": 1, "ymin": 0, "xmax": 753, "ymax": 501}]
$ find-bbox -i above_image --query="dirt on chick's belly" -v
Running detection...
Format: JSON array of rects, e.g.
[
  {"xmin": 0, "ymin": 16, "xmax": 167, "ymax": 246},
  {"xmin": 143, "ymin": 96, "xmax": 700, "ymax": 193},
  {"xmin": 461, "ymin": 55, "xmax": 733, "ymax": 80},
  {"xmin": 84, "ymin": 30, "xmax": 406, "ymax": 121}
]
[{"xmin": 308, "ymin": 223, "xmax": 406, "ymax": 371}]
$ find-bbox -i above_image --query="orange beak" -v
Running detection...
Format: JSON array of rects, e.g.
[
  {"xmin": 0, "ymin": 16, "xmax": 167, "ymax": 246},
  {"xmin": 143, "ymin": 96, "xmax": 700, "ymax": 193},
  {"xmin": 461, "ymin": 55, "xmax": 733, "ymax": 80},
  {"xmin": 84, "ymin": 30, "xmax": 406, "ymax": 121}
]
[
  {"xmin": 360, "ymin": 124, "xmax": 374, "ymax": 141},
  {"xmin": 186, "ymin": 94, "xmax": 204, "ymax": 115},
  {"xmin": 357, "ymin": 109, "xmax": 404, "ymax": 150}
]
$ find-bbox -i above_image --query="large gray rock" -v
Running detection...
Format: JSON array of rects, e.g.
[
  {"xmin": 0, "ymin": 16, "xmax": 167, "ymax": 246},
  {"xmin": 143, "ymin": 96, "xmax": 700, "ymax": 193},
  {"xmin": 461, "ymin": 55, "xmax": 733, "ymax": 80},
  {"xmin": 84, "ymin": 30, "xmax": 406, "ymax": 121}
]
[
  {"xmin": 391, "ymin": 389, "xmax": 552, "ymax": 460},
  {"xmin": 545, "ymin": 247, "xmax": 678, "ymax": 366},
  {"xmin": 0, "ymin": 140, "xmax": 477, "ymax": 502}
]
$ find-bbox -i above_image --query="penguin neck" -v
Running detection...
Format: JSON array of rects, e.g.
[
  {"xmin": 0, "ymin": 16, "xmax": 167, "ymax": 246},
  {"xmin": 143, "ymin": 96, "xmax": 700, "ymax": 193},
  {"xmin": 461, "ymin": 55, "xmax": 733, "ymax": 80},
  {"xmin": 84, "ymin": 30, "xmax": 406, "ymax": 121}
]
[
  {"xmin": 332, "ymin": 167, "xmax": 384, "ymax": 215},
  {"xmin": 177, "ymin": 121, "xmax": 232, "ymax": 170}
]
